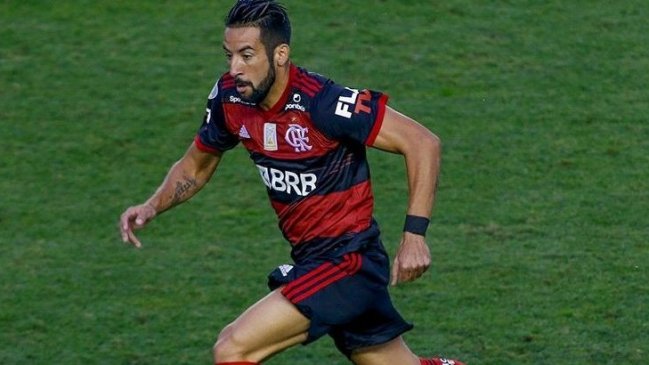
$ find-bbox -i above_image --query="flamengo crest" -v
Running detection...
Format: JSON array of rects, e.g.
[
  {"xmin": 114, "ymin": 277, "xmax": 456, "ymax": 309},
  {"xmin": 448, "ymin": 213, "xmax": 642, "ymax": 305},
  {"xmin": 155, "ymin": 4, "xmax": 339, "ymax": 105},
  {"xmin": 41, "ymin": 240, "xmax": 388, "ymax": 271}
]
[{"xmin": 285, "ymin": 124, "xmax": 312, "ymax": 152}]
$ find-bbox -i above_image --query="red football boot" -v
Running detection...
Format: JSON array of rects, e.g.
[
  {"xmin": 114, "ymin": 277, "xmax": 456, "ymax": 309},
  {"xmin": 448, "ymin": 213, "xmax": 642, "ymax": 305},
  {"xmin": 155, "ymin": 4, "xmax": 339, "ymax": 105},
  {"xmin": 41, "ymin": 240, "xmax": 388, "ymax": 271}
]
[{"xmin": 421, "ymin": 357, "xmax": 466, "ymax": 365}]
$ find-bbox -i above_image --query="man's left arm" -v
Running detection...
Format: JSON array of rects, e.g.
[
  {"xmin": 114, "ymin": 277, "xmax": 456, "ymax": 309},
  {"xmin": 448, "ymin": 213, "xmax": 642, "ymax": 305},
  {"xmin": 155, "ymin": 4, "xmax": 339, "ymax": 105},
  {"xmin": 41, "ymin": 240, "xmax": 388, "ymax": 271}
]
[{"xmin": 370, "ymin": 106, "xmax": 441, "ymax": 286}]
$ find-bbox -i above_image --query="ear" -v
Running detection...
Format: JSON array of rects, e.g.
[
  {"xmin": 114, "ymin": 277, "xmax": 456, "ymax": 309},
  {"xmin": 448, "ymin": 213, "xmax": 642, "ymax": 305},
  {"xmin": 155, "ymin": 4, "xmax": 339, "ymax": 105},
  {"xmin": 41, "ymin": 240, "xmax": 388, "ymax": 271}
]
[{"xmin": 274, "ymin": 44, "xmax": 290, "ymax": 67}]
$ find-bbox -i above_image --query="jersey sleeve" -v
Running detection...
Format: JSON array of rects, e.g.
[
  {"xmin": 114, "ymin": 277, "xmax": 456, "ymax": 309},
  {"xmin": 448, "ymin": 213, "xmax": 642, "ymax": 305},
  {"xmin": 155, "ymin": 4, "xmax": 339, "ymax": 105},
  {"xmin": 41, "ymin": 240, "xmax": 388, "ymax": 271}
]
[
  {"xmin": 309, "ymin": 81, "xmax": 388, "ymax": 146},
  {"xmin": 194, "ymin": 79, "xmax": 239, "ymax": 153}
]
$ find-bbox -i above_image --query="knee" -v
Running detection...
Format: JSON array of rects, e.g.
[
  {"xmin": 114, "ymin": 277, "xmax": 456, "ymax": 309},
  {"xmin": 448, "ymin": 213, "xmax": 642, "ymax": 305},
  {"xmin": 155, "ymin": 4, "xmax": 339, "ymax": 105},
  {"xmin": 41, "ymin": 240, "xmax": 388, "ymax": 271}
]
[{"xmin": 212, "ymin": 324, "xmax": 251, "ymax": 363}]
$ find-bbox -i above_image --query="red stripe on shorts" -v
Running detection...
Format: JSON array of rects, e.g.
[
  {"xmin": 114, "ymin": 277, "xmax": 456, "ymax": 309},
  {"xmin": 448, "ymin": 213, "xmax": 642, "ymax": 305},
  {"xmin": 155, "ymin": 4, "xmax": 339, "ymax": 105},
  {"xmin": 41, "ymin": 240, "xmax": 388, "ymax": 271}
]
[{"xmin": 282, "ymin": 253, "xmax": 363, "ymax": 304}]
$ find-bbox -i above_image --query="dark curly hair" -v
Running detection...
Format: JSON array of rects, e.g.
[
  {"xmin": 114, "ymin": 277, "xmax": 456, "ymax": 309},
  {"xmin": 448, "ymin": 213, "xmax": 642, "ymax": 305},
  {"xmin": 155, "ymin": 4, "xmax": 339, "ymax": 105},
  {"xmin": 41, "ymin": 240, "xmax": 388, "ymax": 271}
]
[{"xmin": 226, "ymin": 0, "xmax": 291, "ymax": 60}]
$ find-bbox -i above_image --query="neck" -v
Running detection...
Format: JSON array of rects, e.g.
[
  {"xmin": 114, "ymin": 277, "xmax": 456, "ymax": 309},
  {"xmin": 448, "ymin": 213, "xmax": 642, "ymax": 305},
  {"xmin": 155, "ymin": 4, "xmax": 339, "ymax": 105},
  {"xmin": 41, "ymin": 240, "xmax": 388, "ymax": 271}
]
[{"xmin": 259, "ymin": 62, "xmax": 290, "ymax": 110}]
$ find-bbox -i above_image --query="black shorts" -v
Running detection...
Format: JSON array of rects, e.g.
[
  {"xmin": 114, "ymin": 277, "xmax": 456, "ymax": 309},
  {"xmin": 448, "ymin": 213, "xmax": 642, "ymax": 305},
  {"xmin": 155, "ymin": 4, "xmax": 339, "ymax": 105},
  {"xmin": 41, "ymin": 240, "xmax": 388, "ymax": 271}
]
[{"xmin": 267, "ymin": 239, "xmax": 413, "ymax": 356}]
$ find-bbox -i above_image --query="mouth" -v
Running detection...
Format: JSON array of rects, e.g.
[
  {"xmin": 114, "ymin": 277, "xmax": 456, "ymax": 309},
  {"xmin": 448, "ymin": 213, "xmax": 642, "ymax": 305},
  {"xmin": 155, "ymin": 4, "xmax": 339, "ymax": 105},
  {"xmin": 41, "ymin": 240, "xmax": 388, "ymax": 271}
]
[
  {"xmin": 235, "ymin": 79, "xmax": 252, "ymax": 94},
  {"xmin": 236, "ymin": 84, "xmax": 249, "ymax": 94}
]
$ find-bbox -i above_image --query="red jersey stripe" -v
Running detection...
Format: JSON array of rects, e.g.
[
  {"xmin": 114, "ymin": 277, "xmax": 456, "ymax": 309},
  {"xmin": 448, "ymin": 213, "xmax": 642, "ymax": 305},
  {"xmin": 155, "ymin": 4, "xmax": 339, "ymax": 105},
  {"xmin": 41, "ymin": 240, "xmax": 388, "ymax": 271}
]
[
  {"xmin": 287, "ymin": 254, "xmax": 362, "ymax": 303},
  {"xmin": 283, "ymin": 264, "xmax": 343, "ymax": 302},
  {"xmin": 294, "ymin": 78, "xmax": 321, "ymax": 96},
  {"xmin": 221, "ymin": 74, "xmax": 235, "ymax": 88},
  {"xmin": 194, "ymin": 135, "xmax": 222, "ymax": 154},
  {"xmin": 365, "ymin": 93, "xmax": 389, "ymax": 146},
  {"xmin": 294, "ymin": 82, "xmax": 318, "ymax": 97},
  {"xmin": 282, "ymin": 253, "xmax": 362, "ymax": 303},
  {"xmin": 289, "ymin": 270, "xmax": 349, "ymax": 303},
  {"xmin": 283, "ymin": 262, "xmax": 335, "ymax": 298},
  {"xmin": 272, "ymin": 181, "xmax": 374, "ymax": 245},
  {"xmin": 282, "ymin": 258, "xmax": 347, "ymax": 299}
]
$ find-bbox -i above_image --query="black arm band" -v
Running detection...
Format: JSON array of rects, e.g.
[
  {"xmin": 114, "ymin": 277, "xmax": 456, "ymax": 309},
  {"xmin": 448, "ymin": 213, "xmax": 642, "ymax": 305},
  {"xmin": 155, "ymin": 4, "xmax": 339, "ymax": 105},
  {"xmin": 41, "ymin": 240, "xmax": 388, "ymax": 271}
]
[{"xmin": 403, "ymin": 215, "xmax": 430, "ymax": 236}]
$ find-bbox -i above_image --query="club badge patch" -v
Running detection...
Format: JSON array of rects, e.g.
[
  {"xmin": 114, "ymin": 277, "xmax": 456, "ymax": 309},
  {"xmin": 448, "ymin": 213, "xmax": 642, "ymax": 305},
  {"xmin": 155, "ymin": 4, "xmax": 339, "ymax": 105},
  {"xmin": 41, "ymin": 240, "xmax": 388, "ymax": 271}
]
[{"xmin": 264, "ymin": 123, "xmax": 278, "ymax": 151}]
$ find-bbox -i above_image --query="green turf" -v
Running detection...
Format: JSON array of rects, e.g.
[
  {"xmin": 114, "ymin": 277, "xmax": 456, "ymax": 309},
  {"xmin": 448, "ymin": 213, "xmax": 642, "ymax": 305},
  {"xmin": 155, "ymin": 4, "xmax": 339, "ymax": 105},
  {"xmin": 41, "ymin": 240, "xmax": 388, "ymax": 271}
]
[{"xmin": 2, "ymin": 1, "xmax": 648, "ymax": 364}]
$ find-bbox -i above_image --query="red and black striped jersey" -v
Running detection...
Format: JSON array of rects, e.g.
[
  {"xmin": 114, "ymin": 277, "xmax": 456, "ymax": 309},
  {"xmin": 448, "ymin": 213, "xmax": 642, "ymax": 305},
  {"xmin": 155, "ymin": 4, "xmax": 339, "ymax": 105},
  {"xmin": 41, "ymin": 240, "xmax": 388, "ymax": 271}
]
[{"xmin": 195, "ymin": 64, "xmax": 388, "ymax": 263}]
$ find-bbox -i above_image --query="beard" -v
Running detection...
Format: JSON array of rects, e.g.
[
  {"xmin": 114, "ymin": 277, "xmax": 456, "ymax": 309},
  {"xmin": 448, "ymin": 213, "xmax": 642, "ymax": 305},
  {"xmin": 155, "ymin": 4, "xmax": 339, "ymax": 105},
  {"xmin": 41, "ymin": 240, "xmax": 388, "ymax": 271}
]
[{"xmin": 235, "ymin": 63, "xmax": 276, "ymax": 104}]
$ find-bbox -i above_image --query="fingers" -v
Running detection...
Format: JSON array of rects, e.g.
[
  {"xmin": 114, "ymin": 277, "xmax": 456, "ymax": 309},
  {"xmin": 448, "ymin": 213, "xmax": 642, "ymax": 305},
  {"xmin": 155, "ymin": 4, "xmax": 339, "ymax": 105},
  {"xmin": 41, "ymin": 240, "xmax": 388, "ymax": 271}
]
[
  {"xmin": 390, "ymin": 257, "xmax": 400, "ymax": 286},
  {"xmin": 398, "ymin": 264, "xmax": 428, "ymax": 283},
  {"xmin": 119, "ymin": 218, "xmax": 142, "ymax": 248},
  {"xmin": 119, "ymin": 206, "xmax": 152, "ymax": 248},
  {"xmin": 391, "ymin": 258, "xmax": 428, "ymax": 286},
  {"xmin": 125, "ymin": 229, "xmax": 143, "ymax": 248},
  {"xmin": 391, "ymin": 236, "xmax": 431, "ymax": 286}
]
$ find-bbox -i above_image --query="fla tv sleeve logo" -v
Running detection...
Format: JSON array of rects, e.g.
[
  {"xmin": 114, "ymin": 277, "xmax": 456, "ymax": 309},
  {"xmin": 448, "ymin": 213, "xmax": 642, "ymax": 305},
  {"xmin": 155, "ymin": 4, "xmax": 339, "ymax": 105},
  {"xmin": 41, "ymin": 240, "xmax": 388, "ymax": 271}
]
[{"xmin": 334, "ymin": 87, "xmax": 372, "ymax": 119}]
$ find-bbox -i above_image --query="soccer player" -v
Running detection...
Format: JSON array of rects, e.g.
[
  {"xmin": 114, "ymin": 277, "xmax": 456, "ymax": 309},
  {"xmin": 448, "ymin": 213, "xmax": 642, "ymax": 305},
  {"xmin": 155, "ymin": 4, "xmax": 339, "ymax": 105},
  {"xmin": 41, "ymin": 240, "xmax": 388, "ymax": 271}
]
[{"xmin": 119, "ymin": 1, "xmax": 465, "ymax": 364}]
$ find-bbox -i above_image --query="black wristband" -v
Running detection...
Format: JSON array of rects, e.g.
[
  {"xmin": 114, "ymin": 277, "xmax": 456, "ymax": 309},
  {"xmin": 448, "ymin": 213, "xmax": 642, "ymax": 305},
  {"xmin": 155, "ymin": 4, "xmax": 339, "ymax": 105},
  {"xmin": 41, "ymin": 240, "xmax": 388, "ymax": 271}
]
[{"xmin": 403, "ymin": 215, "xmax": 430, "ymax": 236}]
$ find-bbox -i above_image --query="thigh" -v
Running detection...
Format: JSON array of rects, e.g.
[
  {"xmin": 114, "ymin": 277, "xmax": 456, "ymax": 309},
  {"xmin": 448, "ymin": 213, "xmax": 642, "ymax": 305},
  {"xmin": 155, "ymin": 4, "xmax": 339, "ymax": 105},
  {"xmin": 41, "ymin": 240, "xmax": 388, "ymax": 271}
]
[
  {"xmin": 216, "ymin": 288, "xmax": 310, "ymax": 362},
  {"xmin": 327, "ymin": 250, "xmax": 413, "ymax": 356},
  {"xmin": 350, "ymin": 336, "xmax": 419, "ymax": 365}
]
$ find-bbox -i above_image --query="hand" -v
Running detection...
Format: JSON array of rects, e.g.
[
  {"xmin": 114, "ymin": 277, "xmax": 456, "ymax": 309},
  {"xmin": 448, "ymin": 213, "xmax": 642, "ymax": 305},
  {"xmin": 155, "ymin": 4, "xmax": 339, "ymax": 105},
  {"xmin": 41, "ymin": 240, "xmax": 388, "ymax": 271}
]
[
  {"xmin": 390, "ymin": 232, "xmax": 431, "ymax": 286},
  {"xmin": 119, "ymin": 203, "xmax": 157, "ymax": 248}
]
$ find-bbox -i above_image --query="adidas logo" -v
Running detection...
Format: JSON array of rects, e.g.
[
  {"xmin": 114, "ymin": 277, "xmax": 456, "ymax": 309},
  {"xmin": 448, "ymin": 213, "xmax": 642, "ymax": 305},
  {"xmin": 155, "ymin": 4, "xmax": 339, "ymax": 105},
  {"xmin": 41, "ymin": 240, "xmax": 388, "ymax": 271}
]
[
  {"xmin": 239, "ymin": 125, "xmax": 251, "ymax": 139},
  {"xmin": 279, "ymin": 264, "xmax": 294, "ymax": 277}
]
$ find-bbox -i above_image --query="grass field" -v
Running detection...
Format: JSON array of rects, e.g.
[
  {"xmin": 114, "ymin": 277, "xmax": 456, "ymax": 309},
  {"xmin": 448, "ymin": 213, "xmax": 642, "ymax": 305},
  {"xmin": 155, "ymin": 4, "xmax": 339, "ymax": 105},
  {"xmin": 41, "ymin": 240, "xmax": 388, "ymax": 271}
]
[{"xmin": 2, "ymin": 1, "xmax": 648, "ymax": 364}]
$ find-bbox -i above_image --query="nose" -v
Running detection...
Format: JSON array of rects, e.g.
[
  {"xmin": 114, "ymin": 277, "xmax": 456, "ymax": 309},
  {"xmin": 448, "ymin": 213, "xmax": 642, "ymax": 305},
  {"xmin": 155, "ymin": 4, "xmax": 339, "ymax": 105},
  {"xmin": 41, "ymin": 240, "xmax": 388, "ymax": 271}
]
[{"xmin": 229, "ymin": 55, "xmax": 243, "ymax": 78}]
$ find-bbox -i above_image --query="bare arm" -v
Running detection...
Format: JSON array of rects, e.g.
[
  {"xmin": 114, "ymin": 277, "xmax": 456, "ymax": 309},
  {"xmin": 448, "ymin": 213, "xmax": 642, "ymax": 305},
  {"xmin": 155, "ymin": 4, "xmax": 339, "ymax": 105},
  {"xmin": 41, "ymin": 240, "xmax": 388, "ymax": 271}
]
[
  {"xmin": 371, "ymin": 106, "xmax": 441, "ymax": 285},
  {"xmin": 119, "ymin": 142, "xmax": 223, "ymax": 247}
]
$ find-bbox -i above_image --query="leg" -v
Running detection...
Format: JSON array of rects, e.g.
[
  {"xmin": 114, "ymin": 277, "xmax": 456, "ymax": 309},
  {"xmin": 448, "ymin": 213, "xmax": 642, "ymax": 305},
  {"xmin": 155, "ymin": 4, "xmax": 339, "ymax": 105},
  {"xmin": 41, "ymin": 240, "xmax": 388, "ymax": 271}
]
[
  {"xmin": 213, "ymin": 288, "xmax": 310, "ymax": 364},
  {"xmin": 350, "ymin": 336, "xmax": 419, "ymax": 365},
  {"xmin": 350, "ymin": 336, "xmax": 466, "ymax": 365}
]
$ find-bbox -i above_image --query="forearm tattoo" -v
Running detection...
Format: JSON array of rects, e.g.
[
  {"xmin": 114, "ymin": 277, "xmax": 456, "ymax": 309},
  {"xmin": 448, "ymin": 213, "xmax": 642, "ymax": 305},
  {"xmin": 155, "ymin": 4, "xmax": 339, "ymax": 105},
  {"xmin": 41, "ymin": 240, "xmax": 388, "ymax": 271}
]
[{"xmin": 171, "ymin": 177, "xmax": 197, "ymax": 205}]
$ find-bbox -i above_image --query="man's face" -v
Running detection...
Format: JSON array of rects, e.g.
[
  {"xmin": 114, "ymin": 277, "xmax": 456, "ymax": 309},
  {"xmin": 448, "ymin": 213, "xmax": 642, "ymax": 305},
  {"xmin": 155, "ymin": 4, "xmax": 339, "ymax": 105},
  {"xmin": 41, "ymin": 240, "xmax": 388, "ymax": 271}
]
[{"xmin": 223, "ymin": 26, "xmax": 275, "ymax": 104}]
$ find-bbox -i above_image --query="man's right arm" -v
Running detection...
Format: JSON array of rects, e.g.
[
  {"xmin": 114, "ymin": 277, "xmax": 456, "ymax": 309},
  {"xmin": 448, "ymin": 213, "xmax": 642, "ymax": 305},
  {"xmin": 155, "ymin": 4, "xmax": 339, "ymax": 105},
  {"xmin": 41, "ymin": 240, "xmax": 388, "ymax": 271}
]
[{"xmin": 119, "ymin": 142, "xmax": 223, "ymax": 247}]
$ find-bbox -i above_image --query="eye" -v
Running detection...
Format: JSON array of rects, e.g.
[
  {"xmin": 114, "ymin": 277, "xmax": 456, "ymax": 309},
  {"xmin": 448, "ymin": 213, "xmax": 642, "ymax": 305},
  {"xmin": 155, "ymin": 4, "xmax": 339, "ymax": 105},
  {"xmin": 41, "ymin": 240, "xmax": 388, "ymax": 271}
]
[{"xmin": 242, "ymin": 54, "xmax": 253, "ymax": 61}]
